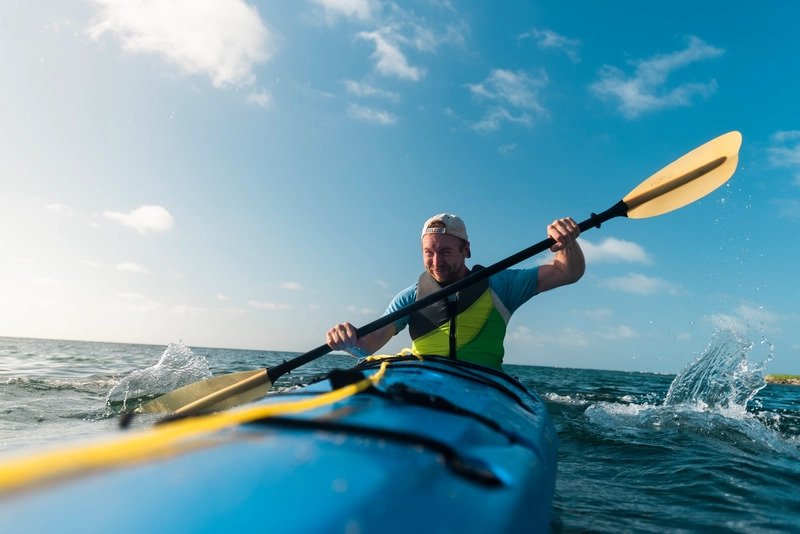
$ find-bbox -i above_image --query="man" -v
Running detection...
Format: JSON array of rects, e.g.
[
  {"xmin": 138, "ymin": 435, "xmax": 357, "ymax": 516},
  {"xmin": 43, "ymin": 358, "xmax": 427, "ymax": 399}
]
[{"xmin": 326, "ymin": 213, "xmax": 584, "ymax": 370}]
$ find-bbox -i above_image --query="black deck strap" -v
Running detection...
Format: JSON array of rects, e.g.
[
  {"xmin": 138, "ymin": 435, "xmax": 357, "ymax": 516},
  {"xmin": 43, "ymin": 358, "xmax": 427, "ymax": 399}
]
[
  {"xmin": 380, "ymin": 383, "xmax": 536, "ymax": 450},
  {"xmin": 353, "ymin": 356, "xmax": 542, "ymax": 416},
  {"xmin": 351, "ymin": 354, "xmax": 419, "ymax": 369},
  {"xmin": 249, "ymin": 416, "xmax": 505, "ymax": 487},
  {"xmin": 119, "ymin": 411, "xmax": 136, "ymax": 429},
  {"xmin": 357, "ymin": 354, "xmax": 535, "ymax": 400},
  {"xmin": 326, "ymin": 369, "xmax": 368, "ymax": 390}
]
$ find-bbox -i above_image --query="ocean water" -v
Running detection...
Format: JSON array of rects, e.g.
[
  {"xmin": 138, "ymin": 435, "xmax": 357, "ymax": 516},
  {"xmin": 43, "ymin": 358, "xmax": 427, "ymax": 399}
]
[{"xmin": 1, "ymin": 332, "xmax": 798, "ymax": 533}]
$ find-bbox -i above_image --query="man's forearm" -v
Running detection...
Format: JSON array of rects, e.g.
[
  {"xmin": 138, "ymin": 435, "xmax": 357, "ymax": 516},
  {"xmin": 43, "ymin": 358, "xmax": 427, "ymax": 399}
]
[{"xmin": 553, "ymin": 241, "xmax": 586, "ymax": 284}]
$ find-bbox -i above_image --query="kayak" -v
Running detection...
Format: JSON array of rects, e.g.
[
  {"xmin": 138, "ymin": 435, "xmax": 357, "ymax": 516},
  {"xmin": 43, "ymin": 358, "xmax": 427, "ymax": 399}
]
[{"xmin": 0, "ymin": 354, "xmax": 558, "ymax": 533}]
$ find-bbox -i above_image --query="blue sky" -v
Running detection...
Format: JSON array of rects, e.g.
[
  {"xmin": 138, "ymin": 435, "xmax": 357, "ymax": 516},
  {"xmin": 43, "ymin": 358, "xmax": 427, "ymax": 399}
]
[{"xmin": 1, "ymin": 0, "xmax": 798, "ymax": 374}]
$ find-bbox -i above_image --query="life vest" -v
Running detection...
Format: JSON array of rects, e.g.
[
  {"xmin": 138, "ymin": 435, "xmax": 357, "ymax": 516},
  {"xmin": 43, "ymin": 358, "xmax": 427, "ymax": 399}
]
[{"xmin": 409, "ymin": 266, "xmax": 509, "ymax": 370}]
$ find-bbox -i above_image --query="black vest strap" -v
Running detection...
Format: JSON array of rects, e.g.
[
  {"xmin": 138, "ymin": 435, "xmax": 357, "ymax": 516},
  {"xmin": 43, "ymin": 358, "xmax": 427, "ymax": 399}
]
[{"xmin": 408, "ymin": 266, "xmax": 488, "ymax": 341}]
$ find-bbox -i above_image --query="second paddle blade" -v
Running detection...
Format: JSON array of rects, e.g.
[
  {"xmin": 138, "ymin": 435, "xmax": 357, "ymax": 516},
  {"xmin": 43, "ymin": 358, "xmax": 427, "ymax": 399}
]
[{"xmin": 136, "ymin": 369, "xmax": 268, "ymax": 414}]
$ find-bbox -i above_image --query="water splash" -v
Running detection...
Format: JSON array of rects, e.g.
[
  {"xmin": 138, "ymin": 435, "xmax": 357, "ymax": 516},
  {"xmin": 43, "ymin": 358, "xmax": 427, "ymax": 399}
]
[
  {"xmin": 106, "ymin": 342, "xmax": 212, "ymax": 408},
  {"xmin": 581, "ymin": 327, "xmax": 799, "ymax": 456},
  {"xmin": 664, "ymin": 328, "xmax": 773, "ymax": 412}
]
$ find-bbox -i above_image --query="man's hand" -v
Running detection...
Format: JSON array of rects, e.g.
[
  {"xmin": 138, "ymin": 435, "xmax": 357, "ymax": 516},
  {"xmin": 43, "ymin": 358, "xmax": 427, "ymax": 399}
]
[
  {"xmin": 326, "ymin": 322, "xmax": 360, "ymax": 352},
  {"xmin": 547, "ymin": 217, "xmax": 580, "ymax": 252}
]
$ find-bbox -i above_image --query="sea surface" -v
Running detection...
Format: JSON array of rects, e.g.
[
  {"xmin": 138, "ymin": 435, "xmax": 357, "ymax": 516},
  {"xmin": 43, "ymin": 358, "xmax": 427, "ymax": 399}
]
[{"xmin": 1, "ymin": 332, "xmax": 798, "ymax": 533}]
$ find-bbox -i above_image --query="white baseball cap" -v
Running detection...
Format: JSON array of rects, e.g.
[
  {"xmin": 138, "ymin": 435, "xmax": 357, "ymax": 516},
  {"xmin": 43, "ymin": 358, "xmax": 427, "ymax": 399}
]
[{"xmin": 421, "ymin": 213, "xmax": 469, "ymax": 241}]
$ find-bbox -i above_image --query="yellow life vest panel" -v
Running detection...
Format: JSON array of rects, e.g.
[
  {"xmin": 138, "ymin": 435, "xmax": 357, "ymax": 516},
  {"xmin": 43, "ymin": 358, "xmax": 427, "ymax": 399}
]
[{"xmin": 409, "ymin": 267, "xmax": 507, "ymax": 370}]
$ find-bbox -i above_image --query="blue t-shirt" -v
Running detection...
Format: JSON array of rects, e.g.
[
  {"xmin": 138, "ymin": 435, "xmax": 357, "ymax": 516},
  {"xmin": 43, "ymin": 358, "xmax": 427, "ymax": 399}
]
[{"xmin": 385, "ymin": 267, "xmax": 540, "ymax": 333}]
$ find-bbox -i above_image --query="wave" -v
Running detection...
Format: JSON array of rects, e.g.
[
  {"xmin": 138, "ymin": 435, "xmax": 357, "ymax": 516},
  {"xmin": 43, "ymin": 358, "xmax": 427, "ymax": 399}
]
[
  {"xmin": 105, "ymin": 341, "xmax": 212, "ymax": 408},
  {"xmin": 578, "ymin": 327, "xmax": 798, "ymax": 456}
]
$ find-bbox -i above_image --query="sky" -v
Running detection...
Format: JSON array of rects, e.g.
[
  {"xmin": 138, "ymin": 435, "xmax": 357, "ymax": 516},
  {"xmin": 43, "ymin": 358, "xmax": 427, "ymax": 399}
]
[{"xmin": 1, "ymin": 0, "xmax": 799, "ymax": 375}]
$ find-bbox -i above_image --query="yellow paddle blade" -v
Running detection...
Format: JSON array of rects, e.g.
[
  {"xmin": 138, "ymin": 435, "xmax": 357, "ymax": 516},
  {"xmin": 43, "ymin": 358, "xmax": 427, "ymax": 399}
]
[
  {"xmin": 136, "ymin": 369, "xmax": 270, "ymax": 414},
  {"xmin": 624, "ymin": 131, "xmax": 742, "ymax": 219}
]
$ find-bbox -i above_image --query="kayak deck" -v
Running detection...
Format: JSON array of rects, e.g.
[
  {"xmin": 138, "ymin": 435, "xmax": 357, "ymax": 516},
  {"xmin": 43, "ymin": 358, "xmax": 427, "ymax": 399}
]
[{"xmin": 0, "ymin": 354, "xmax": 557, "ymax": 533}]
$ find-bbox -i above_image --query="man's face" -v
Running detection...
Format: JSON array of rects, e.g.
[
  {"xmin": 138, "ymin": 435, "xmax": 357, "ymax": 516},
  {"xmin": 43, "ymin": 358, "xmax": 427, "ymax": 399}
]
[{"xmin": 421, "ymin": 233, "xmax": 470, "ymax": 285}]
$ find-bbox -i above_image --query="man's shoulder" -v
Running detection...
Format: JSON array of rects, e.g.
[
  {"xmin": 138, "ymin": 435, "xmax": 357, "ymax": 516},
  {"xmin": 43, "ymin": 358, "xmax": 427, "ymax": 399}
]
[
  {"xmin": 391, "ymin": 283, "xmax": 418, "ymax": 305},
  {"xmin": 487, "ymin": 266, "xmax": 540, "ymax": 311},
  {"xmin": 488, "ymin": 266, "xmax": 539, "ymax": 286}
]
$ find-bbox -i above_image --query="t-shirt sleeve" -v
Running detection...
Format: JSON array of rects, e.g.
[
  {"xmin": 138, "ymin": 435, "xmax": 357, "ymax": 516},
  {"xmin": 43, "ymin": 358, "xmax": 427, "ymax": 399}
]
[
  {"xmin": 382, "ymin": 283, "xmax": 418, "ymax": 333},
  {"xmin": 489, "ymin": 267, "xmax": 539, "ymax": 314}
]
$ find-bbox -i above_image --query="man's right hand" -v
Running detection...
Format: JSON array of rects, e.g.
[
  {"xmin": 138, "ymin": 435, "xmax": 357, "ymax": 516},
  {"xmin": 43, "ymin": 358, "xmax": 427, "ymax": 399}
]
[
  {"xmin": 326, "ymin": 322, "xmax": 360, "ymax": 352},
  {"xmin": 326, "ymin": 321, "xmax": 397, "ymax": 357}
]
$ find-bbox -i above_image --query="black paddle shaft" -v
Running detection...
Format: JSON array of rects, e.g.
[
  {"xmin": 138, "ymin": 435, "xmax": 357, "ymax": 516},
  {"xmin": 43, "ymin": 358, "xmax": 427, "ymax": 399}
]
[{"xmin": 266, "ymin": 200, "xmax": 629, "ymax": 382}]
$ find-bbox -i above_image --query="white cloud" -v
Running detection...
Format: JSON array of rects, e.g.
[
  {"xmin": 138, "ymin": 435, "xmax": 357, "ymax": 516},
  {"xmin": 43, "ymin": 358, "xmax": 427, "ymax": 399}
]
[
  {"xmin": 324, "ymin": 6, "xmax": 465, "ymax": 108},
  {"xmin": 117, "ymin": 292, "xmax": 161, "ymax": 313},
  {"xmin": 342, "ymin": 80, "xmax": 400, "ymax": 102},
  {"xmin": 406, "ymin": 21, "xmax": 465, "ymax": 52},
  {"xmin": 466, "ymin": 68, "xmax": 548, "ymax": 131},
  {"xmin": 116, "ymin": 262, "xmax": 151, "ymax": 274},
  {"xmin": 169, "ymin": 304, "xmax": 207, "ymax": 316},
  {"xmin": 358, "ymin": 28, "xmax": 425, "ymax": 81},
  {"xmin": 471, "ymin": 109, "xmax": 529, "ymax": 132},
  {"xmin": 707, "ymin": 312, "xmax": 750, "ymax": 333},
  {"xmin": 574, "ymin": 307, "xmax": 613, "ymax": 321},
  {"xmin": 519, "ymin": 28, "xmax": 581, "ymax": 62},
  {"xmin": 591, "ymin": 36, "xmax": 724, "ymax": 118},
  {"xmin": 279, "ymin": 282, "xmax": 303, "ymax": 290},
  {"xmin": 116, "ymin": 292, "xmax": 205, "ymax": 315},
  {"xmin": 45, "ymin": 203, "xmax": 77, "ymax": 217},
  {"xmin": 733, "ymin": 304, "xmax": 781, "ymax": 329},
  {"xmin": 104, "ymin": 205, "xmax": 175, "ymax": 234},
  {"xmin": 310, "ymin": 0, "xmax": 377, "ymax": 23},
  {"xmin": 771, "ymin": 143, "xmax": 800, "ymax": 166},
  {"xmin": 596, "ymin": 324, "xmax": 638, "ymax": 340},
  {"xmin": 469, "ymin": 69, "xmax": 546, "ymax": 110},
  {"xmin": 600, "ymin": 273, "xmax": 682, "ymax": 296},
  {"xmin": 216, "ymin": 293, "xmax": 231, "ymax": 301},
  {"xmin": 247, "ymin": 89, "xmax": 274, "ymax": 108},
  {"xmin": 581, "ymin": 237, "xmax": 653, "ymax": 264},
  {"xmin": 770, "ymin": 130, "xmax": 800, "ymax": 144},
  {"xmin": 87, "ymin": 0, "xmax": 273, "ymax": 88},
  {"xmin": 773, "ymin": 199, "xmax": 800, "ymax": 220},
  {"xmin": 347, "ymin": 103, "xmax": 397, "ymax": 124},
  {"xmin": 248, "ymin": 300, "xmax": 291, "ymax": 310},
  {"xmin": 706, "ymin": 309, "xmax": 786, "ymax": 340},
  {"xmin": 509, "ymin": 325, "xmax": 591, "ymax": 347},
  {"xmin": 509, "ymin": 322, "xmax": 638, "ymax": 350},
  {"xmin": 44, "ymin": 18, "xmax": 72, "ymax": 33},
  {"xmin": 498, "ymin": 143, "xmax": 518, "ymax": 155},
  {"xmin": 767, "ymin": 130, "xmax": 800, "ymax": 185}
]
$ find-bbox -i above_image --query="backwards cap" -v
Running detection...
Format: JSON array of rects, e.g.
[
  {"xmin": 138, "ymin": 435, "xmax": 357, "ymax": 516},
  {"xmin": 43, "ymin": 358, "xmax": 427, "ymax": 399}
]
[{"xmin": 421, "ymin": 213, "xmax": 468, "ymax": 241}]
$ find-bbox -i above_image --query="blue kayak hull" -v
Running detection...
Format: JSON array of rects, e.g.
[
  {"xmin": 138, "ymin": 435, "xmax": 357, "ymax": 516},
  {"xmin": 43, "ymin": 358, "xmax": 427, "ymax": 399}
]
[{"xmin": 0, "ymin": 355, "xmax": 557, "ymax": 533}]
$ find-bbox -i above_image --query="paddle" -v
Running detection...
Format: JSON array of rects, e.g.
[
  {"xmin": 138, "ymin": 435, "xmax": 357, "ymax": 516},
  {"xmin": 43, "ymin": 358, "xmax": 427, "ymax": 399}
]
[{"xmin": 136, "ymin": 131, "xmax": 742, "ymax": 417}]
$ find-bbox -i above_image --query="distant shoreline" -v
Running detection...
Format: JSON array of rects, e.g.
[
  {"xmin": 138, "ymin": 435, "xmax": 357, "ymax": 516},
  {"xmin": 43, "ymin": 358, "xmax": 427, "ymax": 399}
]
[{"xmin": 765, "ymin": 374, "xmax": 800, "ymax": 386}]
